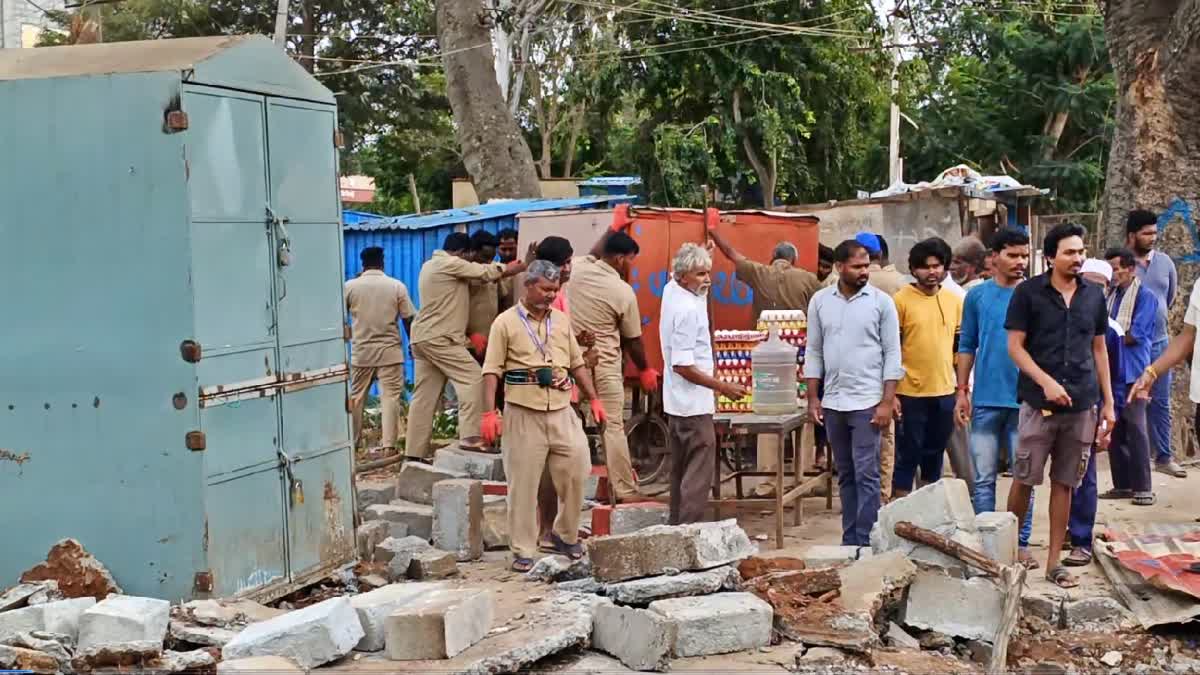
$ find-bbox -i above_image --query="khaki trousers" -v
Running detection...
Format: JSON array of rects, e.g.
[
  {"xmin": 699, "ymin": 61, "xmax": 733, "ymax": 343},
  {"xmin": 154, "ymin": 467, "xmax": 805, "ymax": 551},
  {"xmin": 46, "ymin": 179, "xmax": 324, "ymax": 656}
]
[
  {"xmin": 350, "ymin": 363, "xmax": 406, "ymax": 449},
  {"xmin": 502, "ymin": 404, "xmax": 589, "ymax": 560},
  {"xmin": 586, "ymin": 366, "xmax": 637, "ymax": 500},
  {"xmin": 405, "ymin": 336, "xmax": 482, "ymax": 459},
  {"xmin": 880, "ymin": 420, "xmax": 895, "ymax": 503}
]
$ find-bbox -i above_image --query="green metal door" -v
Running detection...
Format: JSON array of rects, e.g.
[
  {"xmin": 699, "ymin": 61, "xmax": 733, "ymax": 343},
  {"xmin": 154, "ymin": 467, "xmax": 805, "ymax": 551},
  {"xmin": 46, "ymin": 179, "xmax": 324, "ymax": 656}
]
[
  {"xmin": 264, "ymin": 99, "xmax": 354, "ymax": 581},
  {"xmin": 184, "ymin": 87, "xmax": 289, "ymax": 597}
]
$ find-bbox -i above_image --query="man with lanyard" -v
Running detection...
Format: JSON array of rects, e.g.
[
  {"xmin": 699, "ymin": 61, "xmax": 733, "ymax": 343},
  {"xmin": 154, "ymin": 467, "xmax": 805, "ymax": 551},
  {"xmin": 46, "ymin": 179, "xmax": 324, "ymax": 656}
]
[
  {"xmin": 405, "ymin": 233, "xmax": 526, "ymax": 459},
  {"xmin": 1125, "ymin": 209, "xmax": 1184, "ymax": 478},
  {"xmin": 480, "ymin": 260, "xmax": 605, "ymax": 572},
  {"xmin": 568, "ymin": 206, "xmax": 659, "ymax": 503}
]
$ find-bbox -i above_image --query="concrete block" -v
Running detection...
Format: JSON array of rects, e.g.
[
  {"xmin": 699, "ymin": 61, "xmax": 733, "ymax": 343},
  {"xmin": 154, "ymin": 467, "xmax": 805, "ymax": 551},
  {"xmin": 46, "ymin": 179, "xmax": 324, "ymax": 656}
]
[
  {"xmin": 869, "ymin": 479, "xmax": 976, "ymax": 554},
  {"xmin": 590, "ymin": 519, "xmax": 757, "ymax": 583},
  {"xmin": 592, "ymin": 602, "xmax": 676, "ymax": 671},
  {"xmin": 395, "ymin": 462, "xmax": 468, "ymax": 505},
  {"xmin": 161, "ymin": 649, "xmax": 218, "ymax": 673},
  {"xmin": 373, "ymin": 536, "xmax": 431, "ymax": 566},
  {"xmin": 0, "ymin": 582, "xmax": 59, "ymax": 613},
  {"xmin": 349, "ymin": 582, "xmax": 448, "ymax": 652},
  {"xmin": 606, "ymin": 566, "xmax": 737, "ymax": 605},
  {"xmin": 901, "ymin": 571, "xmax": 1004, "ymax": 640},
  {"xmin": 0, "ymin": 633, "xmax": 71, "ymax": 672},
  {"xmin": 458, "ymin": 592, "xmax": 600, "ymax": 674},
  {"xmin": 71, "ymin": 640, "xmax": 161, "ymax": 672},
  {"xmin": 356, "ymin": 521, "xmax": 392, "ymax": 562},
  {"xmin": 181, "ymin": 599, "xmax": 282, "ymax": 627},
  {"xmin": 836, "ymin": 549, "xmax": 918, "ymax": 615},
  {"xmin": 802, "ymin": 545, "xmax": 861, "ymax": 569},
  {"xmin": 0, "ymin": 597, "xmax": 95, "ymax": 641},
  {"xmin": 527, "ymin": 556, "xmax": 592, "ymax": 583},
  {"xmin": 556, "ymin": 578, "xmax": 608, "ymax": 595},
  {"xmin": 434, "ymin": 446, "xmax": 505, "ymax": 481},
  {"xmin": 169, "ymin": 620, "xmax": 239, "ymax": 647},
  {"xmin": 221, "ymin": 597, "xmax": 364, "ymax": 669},
  {"xmin": 384, "ymin": 589, "xmax": 494, "ymax": 660},
  {"xmin": 365, "ymin": 501, "xmax": 434, "ymax": 540},
  {"xmin": 648, "ymin": 593, "xmax": 772, "ymax": 657},
  {"xmin": 357, "ymin": 478, "xmax": 397, "ymax": 511},
  {"xmin": 431, "ymin": 479, "xmax": 483, "ymax": 561},
  {"xmin": 1063, "ymin": 596, "xmax": 1128, "ymax": 628},
  {"xmin": 1022, "ymin": 593, "xmax": 1063, "ymax": 626},
  {"xmin": 974, "ymin": 512, "xmax": 1018, "ymax": 567},
  {"xmin": 885, "ymin": 622, "xmax": 920, "ymax": 650},
  {"xmin": 408, "ymin": 549, "xmax": 459, "ymax": 580},
  {"xmin": 909, "ymin": 529, "xmax": 987, "ymax": 578},
  {"xmin": 0, "ymin": 644, "xmax": 60, "ymax": 674},
  {"xmin": 592, "ymin": 503, "xmax": 670, "ymax": 537},
  {"xmin": 482, "ymin": 495, "xmax": 509, "ymax": 549},
  {"xmin": 217, "ymin": 656, "xmax": 304, "ymax": 674},
  {"xmin": 77, "ymin": 595, "xmax": 170, "ymax": 650}
]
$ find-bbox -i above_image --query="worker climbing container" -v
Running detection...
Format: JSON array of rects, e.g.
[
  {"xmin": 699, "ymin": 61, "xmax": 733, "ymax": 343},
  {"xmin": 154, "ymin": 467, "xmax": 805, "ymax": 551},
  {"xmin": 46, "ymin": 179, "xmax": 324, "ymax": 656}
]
[{"xmin": 0, "ymin": 36, "xmax": 354, "ymax": 601}]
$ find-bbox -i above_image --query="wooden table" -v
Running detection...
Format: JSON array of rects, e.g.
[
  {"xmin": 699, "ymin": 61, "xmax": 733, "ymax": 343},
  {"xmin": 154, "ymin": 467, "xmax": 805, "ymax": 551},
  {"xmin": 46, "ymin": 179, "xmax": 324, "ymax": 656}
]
[{"xmin": 710, "ymin": 410, "xmax": 834, "ymax": 549}]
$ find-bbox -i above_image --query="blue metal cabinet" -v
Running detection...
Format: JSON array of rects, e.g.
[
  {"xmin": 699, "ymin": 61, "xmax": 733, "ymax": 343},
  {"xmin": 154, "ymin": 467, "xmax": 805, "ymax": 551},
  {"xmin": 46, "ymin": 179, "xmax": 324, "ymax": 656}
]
[{"xmin": 0, "ymin": 36, "xmax": 354, "ymax": 602}]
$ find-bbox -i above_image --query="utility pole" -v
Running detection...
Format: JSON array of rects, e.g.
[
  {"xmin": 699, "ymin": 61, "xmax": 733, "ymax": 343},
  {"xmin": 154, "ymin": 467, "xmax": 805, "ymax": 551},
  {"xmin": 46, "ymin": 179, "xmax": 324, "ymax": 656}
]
[
  {"xmin": 888, "ymin": 12, "xmax": 902, "ymax": 185},
  {"xmin": 273, "ymin": 0, "xmax": 289, "ymax": 47}
]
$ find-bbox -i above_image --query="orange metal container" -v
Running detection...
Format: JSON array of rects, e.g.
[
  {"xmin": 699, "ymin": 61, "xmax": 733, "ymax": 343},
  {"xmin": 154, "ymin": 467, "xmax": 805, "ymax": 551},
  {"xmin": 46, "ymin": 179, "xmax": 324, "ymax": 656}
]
[{"xmin": 625, "ymin": 208, "xmax": 820, "ymax": 374}]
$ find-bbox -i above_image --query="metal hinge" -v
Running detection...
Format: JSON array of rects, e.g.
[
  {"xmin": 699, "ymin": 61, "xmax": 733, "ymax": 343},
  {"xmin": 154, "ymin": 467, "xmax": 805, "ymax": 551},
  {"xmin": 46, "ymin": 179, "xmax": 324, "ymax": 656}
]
[
  {"xmin": 180, "ymin": 340, "xmax": 202, "ymax": 363},
  {"xmin": 334, "ymin": 129, "xmax": 345, "ymax": 149},
  {"xmin": 165, "ymin": 110, "xmax": 189, "ymax": 132},
  {"xmin": 185, "ymin": 431, "xmax": 206, "ymax": 451}
]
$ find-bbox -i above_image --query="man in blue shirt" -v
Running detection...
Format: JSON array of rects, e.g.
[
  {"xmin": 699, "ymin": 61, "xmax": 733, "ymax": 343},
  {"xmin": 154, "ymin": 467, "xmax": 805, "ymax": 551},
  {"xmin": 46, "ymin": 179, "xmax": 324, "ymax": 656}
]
[
  {"xmin": 955, "ymin": 228, "xmax": 1036, "ymax": 569},
  {"xmin": 1125, "ymin": 209, "xmax": 1184, "ymax": 477}
]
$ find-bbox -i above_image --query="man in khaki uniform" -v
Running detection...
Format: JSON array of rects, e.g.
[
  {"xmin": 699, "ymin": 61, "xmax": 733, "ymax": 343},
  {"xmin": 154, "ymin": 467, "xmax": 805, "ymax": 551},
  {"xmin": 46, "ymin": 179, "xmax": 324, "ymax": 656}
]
[
  {"xmin": 405, "ymin": 232, "xmax": 526, "ymax": 459},
  {"xmin": 480, "ymin": 260, "xmax": 605, "ymax": 571},
  {"xmin": 466, "ymin": 230, "xmax": 502, "ymax": 359},
  {"xmin": 345, "ymin": 247, "xmax": 417, "ymax": 450},
  {"xmin": 497, "ymin": 228, "xmax": 519, "ymax": 313},
  {"xmin": 568, "ymin": 228, "xmax": 658, "ymax": 503},
  {"xmin": 708, "ymin": 227, "xmax": 819, "ymax": 322}
]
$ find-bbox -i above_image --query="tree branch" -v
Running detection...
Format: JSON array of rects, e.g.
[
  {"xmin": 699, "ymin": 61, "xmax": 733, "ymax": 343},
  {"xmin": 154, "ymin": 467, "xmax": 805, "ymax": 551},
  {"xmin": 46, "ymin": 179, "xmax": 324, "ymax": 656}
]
[{"xmin": 731, "ymin": 88, "xmax": 775, "ymax": 208}]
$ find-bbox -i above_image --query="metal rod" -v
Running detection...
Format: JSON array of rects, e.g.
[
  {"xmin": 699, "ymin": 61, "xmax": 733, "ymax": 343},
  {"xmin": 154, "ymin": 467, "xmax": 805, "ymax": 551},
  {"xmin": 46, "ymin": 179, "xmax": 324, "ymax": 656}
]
[
  {"xmin": 355, "ymin": 452, "xmax": 404, "ymax": 474},
  {"xmin": 273, "ymin": 0, "xmax": 289, "ymax": 47}
]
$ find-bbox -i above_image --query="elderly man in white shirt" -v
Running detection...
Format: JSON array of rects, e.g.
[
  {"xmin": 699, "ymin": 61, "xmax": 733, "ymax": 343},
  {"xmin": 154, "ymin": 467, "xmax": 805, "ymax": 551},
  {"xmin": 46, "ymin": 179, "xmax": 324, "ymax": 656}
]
[{"xmin": 660, "ymin": 242, "xmax": 749, "ymax": 524}]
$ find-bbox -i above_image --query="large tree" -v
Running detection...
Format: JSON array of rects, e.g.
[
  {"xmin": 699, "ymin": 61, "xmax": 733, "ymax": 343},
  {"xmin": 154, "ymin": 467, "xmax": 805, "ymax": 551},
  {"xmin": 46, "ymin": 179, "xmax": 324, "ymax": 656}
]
[{"xmin": 1102, "ymin": 0, "xmax": 1200, "ymax": 457}]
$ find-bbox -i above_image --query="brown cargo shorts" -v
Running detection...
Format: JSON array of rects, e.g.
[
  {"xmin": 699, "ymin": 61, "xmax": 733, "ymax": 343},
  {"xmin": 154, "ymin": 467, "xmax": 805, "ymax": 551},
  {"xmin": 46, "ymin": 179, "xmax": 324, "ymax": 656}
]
[{"xmin": 1014, "ymin": 403, "xmax": 1096, "ymax": 488}]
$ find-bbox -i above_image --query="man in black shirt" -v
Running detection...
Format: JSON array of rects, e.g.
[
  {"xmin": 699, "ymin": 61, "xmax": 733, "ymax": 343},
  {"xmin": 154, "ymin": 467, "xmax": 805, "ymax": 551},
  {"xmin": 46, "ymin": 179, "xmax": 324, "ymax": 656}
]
[{"xmin": 1004, "ymin": 222, "xmax": 1115, "ymax": 588}]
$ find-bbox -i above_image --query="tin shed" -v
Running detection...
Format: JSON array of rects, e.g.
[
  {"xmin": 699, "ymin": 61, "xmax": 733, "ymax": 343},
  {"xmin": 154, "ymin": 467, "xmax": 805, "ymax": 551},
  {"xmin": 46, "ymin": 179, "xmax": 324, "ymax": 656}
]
[{"xmin": 0, "ymin": 36, "xmax": 354, "ymax": 601}]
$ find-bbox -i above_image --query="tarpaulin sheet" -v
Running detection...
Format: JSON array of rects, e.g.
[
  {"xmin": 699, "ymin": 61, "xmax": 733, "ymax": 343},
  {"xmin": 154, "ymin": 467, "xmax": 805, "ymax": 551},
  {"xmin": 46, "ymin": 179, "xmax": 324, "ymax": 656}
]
[{"xmin": 1095, "ymin": 521, "xmax": 1200, "ymax": 627}]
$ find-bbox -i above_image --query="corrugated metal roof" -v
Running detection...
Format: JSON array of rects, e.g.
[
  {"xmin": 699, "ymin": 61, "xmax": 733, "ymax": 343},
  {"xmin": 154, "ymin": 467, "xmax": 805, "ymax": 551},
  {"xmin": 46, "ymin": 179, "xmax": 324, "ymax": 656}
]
[
  {"xmin": 0, "ymin": 35, "xmax": 251, "ymax": 81},
  {"xmin": 578, "ymin": 176, "xmax": 642, "ymax": 186},
  {"xmin": 345, "ymin": 195, "xmax": 634, "ymax": 232}
]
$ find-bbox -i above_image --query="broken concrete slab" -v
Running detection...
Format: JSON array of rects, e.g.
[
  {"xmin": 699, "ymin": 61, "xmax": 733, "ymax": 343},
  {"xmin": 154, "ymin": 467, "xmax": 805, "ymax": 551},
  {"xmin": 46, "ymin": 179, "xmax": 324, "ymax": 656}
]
[
  {"xmin": 161, "ymin": 649, "xmax": 218, "ymax": 674},
  {"xmin": 527, "ymin": 556, "xmax": 593, "ymax": 583},
  {"xmin": 221, "ymin": 596, "xmax": 364, "ymax": 669},
  {"xmin": 77, "ymin": 595, "xmax": 170, "ymax": 650},
  {"xmin": 885, "ymin": 622, "xmax": 920, "ymax": 650},
  {"xmin": 0, "ymin": 632, "xmax": 71, "ymax": 672},
  {"xmin": 606, "ymin": 566, "xmax": 738, "ymax": 605},
  {"xmin": 1021, "ymin": 592, "xmax": 1064, "ymax": 626},
  {"xmin": 384, "ymin": 589, "xmax": 494, "ymax": 660},
  {"xmin": 169, "ymin": 620, "xmax": 238, "ymax": 647},
  {"xmin": 71, "ymin": 640, "xmax": 161, "ymax": 672},
  {"xmin": 434, "ymin": 446, "xmax": 506, "ymax": 481},
  {"xmin": 836, "ymin": 549, "xmax": 918, "ymax": 615},
  {"xmin": 432, "ymin": 479, "xmax": 484, "ymax": 561},
  {"xmin": 592, "ymin": 602, "xmax": 676, "ymax": 671},
  {"xmin": 797, "ymin": 646, "xmax": 848, "ymax": 665},
  {"xmin": 773, "ymin": 602, "xmax": 878, "ymax": 653},
  {"xmin": 1063, "ymin": 596, "xmax": 1129, "ymax": 628},
  {"xmin": 557, "ymin": 578, "xmax": 608, "ymax": 595},
  {"xmin": 482, "ymin": 495, "xmax": 509, "ymax": 549},
  {"xmin": 909, "ymin": 528, "xmax": 988, "ymax": 578},
  {"xmin": 459, "ymin": 592, "xmax": 600, "ymax": 675},
  {"xmin": 216, "ymin": 655, "xmax": 304, "ymax": 674},
  {"xmin": 589, "ymin": 519, "xmax": 756, "ymax": 583},
  {"xmin": 357, "ymin": 478, "xmax": 398, "ymax": 511},
  {"xmin": 350, "ymin": 582, "xmax": 448, "ymax": 652},
  {"xmin": 19, "ymin": 539, "xmax": 123, "ymax": 601},
  {"xmin": 395, "ymin": 462, "xmax": 468, "ymax": 505},
  {"xmin": 365, "ymin": 501, "xmax": 434, "ymax": 540},
  {"xmin": 0, "ymin": 597, "xmax": 97, "ymax": 643},
  {"xmin": 901, "ymin": 571, "xmax": 1004, "ymax": 640},
  {"xmin": 0, "ymin": 583, "xmax": 60, "ymax": 613},
  {"xmin": 592, "ymin": 503, "xmax": 671, "ymax": 537},
  {"xmin": 974, "ymin": 511, "xmax": 1018, "ymax": 567},
  {"xmin": 373, "ymin": 536, "xmax": 433, "ymax": 580},
  {"xmin": 869, "ymin": 479, "xmax": 975, "ymax": 554},
  {"xmin": 181, "ymin": 599, "xmax": 284, "ymax": 627},
  {"xmin": 801, "ymin": 545, "xmax": 861, "ymax": 569},
  {"xmin": 357, "ymin": 520, "xmax": 392, "ymax": 562},
  {"xmin": 0, "ymin": 643, "xmax": 68, "ymax": 674},
  {"xmin": 648, "ymin": 593, "xmax": 771, "ymax": 657},
  {"xmin": 408, "ymin": 549, "xmax": 459, "ymax": 580},
  {"xmin": 556, "ymin": 651, "xmax": 638, "ymax": 673}
]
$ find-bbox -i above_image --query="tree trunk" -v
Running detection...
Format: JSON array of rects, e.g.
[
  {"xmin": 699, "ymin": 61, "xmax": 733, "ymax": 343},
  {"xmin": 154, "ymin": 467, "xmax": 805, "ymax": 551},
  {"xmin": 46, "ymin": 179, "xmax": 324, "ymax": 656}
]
[
  {"xmin": 1103, "ymin": 0, "xmax": 1200, "ymax": 459},
  {"xmin": 438, "ymin": 0, "xmax": 542, "ymax": 201},
  {"xmin": 297, "ymin": 0, "xmax": 316, "ymax": 74},
  {"xmin": 731, "ymin": 88, "xmax": 776, "ymax": 209},
  {"xmin": 562, "ymin": 105, "xmax": 585, "ymax": 178}
]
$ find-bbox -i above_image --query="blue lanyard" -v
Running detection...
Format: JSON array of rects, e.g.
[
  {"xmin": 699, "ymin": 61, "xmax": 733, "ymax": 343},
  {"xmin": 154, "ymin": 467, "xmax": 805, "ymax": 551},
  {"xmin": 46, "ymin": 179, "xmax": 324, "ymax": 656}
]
[{"xmin": 517, "ymin": 304, "xmax": 552, "ymax": 361}]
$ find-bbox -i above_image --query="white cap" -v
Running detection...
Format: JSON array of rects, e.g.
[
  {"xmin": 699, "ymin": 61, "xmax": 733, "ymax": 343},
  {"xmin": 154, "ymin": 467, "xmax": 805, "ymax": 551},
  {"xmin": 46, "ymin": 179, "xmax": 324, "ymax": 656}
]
[{"xmin": 1080, "ymin": 258, "xmax": 1112, "ymax": 282}]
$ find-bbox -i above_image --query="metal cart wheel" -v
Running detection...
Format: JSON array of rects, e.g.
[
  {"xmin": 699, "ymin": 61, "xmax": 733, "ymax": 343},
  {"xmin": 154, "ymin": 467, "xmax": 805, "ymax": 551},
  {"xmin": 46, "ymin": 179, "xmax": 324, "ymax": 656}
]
[{"xmin": 626, "ymin": 388, "xmax": 672, "ymax": 485}]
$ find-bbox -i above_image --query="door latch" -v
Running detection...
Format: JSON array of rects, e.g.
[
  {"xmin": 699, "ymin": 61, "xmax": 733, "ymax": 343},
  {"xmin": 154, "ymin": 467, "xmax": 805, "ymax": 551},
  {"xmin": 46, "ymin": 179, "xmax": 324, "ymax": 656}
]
[
  {"xmin": 265, "ymin": 206, "xmax": 293, "ymax": 268},
  {"xmin": 278, "ymin": 450, "xmax": 304, "ymax": 507}
]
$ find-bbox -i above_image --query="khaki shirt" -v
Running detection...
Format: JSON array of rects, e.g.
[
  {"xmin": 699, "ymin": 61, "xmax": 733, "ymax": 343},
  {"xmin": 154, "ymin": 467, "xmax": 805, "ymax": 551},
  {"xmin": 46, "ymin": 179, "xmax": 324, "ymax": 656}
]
[
  {"xmin": 411, "ymin": 250, "xmax": 504, "ymax": 345},
  {"xmin": 498, "ymin": 276, "xmax": 516, "ymax": 313},
  {"xmin": 868, "ymin": 263, "xmax": 905, "ymax": 297},
  {"xmin": 483, "ymin": 304, "xmax": 584, "ymax": 412},
  {"xmin": 735, "ymin": 258, "xmax": 819, "ymax": 320},
  {"xmin": 467, "ymin": 280, "xmax": 500, "ymax": 336},
  {"xmin": 344, "ymin": 270, "xmax": 417, "ymax": 366},
  {"xmin": 566, "ymin": 256, "xmax": 642, "ymax": 367}
]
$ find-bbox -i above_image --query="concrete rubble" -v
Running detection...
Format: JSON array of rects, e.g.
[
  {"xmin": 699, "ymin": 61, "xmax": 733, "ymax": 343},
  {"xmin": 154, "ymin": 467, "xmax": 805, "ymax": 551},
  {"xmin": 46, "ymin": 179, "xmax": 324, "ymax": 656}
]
[
  {"xmin": 431, "ymin": 479, "xmax": 484, "ymax": 561},
  {"xmin": 395, "ymin": 461, "xmax": 468, "ymax": 504},
  {"xmin": 221, "ymin": 596, "xmax": 364, "ymax": 669},
  {"xmin": 349, "ymin": 582, "xmax": 447, "ymax": 652},
  {"xmin": 19, "ymin": 540, "xmax": 123, "ymax": 601},
  {"xmin": 870, "ymin": 479, "xmax": 981, "ymax": 577},
  {"xmin": 801, "ymin": 545, "xmax": 863, "ymax": 569},
  {"xmin": 356, "ymin": 520, "xmax": 393, "ymax": 561},
  {"xmin": 0, "ymin": 643, "xmax": 61, "ymax": 674},
  {"xmin": 592, "ymin": 601, "xmax": 676, "ymax": 671},
  {"xmin": 527, "ymin": 555, "xmax": 593, "ymax": 583},
  {"xmin": 384, "ymin": 588, "xmax": 494, "ymax": 660},
  {"xmin": 76, "ymin": 595, "xmax": 171, "ymax": 650},
  {"xmin": 0, "ymin": 582, "xmax": 62, "ymax": 613},
  {"xmin": 885, "ymin": 621, "xmax": 920, "ymax": 650},
  {"xmin": 605, "ymin": 566, "xmax": 739, "ymax": 605},
  {"xmin": 364, "ymin": 501, "xmax": 433, "ymax": 540},
  {"xmin": 901, "ymin": 569, "xmax": 1005, "ymax": 640},
  {"xmin": 159, "ymin": 648, "xmax": 218, "ymax": 674},
  {"xmin": 71, "ymin": 639, "xmax": 162, "ymax": 672},
  {"xmin": 0, "ymin": 597, "xmax": 96, "ymax": 642},
  {"xmin": 356, "ymin": 478, "xmax": 397, "ymax": 512},
  {"xmin": 588, "ymin": 519, "xmax": 757, "ymax": 582},
  {"xmin": 648, "ymin": 593, "xmax": 772, "ymax": 657},
  {"xmin": 433, "ymin": 445, "xmax": 506, "ymax": 481},
  {"xmin": 408, "ymin": 549, "xmax": 460, "ymax": 580},
  {"xmin": 481, "ymin": 495, "xmax": 510, "ymax": 549},
  {"xmin": 592, "ymin": 503, "xmax": 671, "ymax": 536},
  {"xmin": 974, "ymin": 511, "xmax": 1018, "ymax": 568},
  {"xmin": 169, "ymin": 598, "xmax": 283, "ymax": 649},
  {"xmin": 459, "ymin": 592, "xmax": 599, "ymax": 674},
  {"xmin": 217, "ymin": 655, "xmax": 303, "ymax": 673}
]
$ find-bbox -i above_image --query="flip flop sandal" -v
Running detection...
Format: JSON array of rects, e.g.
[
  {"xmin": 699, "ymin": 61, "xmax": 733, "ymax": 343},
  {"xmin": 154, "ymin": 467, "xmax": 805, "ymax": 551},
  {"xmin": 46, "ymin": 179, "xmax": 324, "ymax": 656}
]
[
  {"xmin": 1133, "ymin": 492, "xmax": 1157, "ymax": 506},
  {"xmin": 1099, "ymin": 489, "xmax": 1133, "ymax": 500},
  {"xmin": 538, "ymin": 538, "xmax": 557, "ymax": 554},
  {"xmin": 550, "ymin": 533, "xmax": 584, "ymax": 561},
  {"xmin": 1063, "ymin": 547, "xmax": 1093, "ymax": 567},
  {"xmin": 1018, "ymin": 549, "xmax": 1040, "ymax": 570},
  {"xmin": 512, "ymin": 557, "xmax": 535, "ymax": 573},
  {"xmin": 1046, "ymin": 565, "xmax": 1080, "ymax": 589}
]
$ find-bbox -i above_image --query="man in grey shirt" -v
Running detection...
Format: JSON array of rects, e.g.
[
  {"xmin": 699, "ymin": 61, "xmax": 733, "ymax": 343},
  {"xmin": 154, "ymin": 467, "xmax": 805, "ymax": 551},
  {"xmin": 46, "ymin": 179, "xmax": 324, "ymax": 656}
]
[
  {"xmin": 805, "ymin": 239, "xmax": 903, "ymax": 546},
  {"xmin": 1126, "ymin": 209, "xmax": 1185, "ymax": 477}
]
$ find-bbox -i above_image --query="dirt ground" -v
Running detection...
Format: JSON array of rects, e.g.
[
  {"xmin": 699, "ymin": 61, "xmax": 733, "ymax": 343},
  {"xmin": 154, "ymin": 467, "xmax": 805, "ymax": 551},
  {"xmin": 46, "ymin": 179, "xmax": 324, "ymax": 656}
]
[{"xmin": 333, "ymin": 453, "xmax": 1200, "ymax": 673}]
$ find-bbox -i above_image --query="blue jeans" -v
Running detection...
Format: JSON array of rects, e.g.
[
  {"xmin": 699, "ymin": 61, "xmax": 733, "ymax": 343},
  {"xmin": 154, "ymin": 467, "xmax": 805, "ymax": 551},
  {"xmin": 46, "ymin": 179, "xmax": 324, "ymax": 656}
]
[
  {"xmin": 1150, "ymin": 338, "xmax": 1173, "ymax": 464},
  {"xmin": 1069, "ymin": 446, "xmax": 1099, "ymax": 549},
  {"xmin": 894, "ymin": 395, "xmax": 956, "ymax": 493},
  {"xmin": 968, "ymin": 406, "xmax": 1033, "ymax": 548},
  {"xmin": 825, "ymin": 408, "xmax": 882, "ymax": 547}
]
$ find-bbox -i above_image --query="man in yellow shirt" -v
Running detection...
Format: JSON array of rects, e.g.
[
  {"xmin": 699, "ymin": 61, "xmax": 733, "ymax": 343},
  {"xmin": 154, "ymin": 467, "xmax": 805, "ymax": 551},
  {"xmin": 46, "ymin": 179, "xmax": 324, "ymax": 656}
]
[{"xmin": 892, "ymin": 237, "xmax": 963, "ymax": 499}]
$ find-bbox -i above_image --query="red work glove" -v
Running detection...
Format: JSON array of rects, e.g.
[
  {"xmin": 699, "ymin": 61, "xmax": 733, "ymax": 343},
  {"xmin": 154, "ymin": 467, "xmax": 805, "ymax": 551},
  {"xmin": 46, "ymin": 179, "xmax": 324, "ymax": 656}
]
[
  {"xmin": 589, "ymin": 399, "xmax": 608, "ymax": 425},
  {"xmin": 704, "ymin": 207, "xmax": 720, "ymax": 231},
  {"xmin": 468, "ymin": 333, "xmax": 487, "ymax": 355},
  {"xmin": 481, "ymin": 410, "xmax": 503, "ymax": 444},
  {"xmin": 610, "ymin": 204, "xmax": 634, "ymax": 232},
  {"xmin": 639, "ymin": 368, "xmax": 660, "ymax": 392}
]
